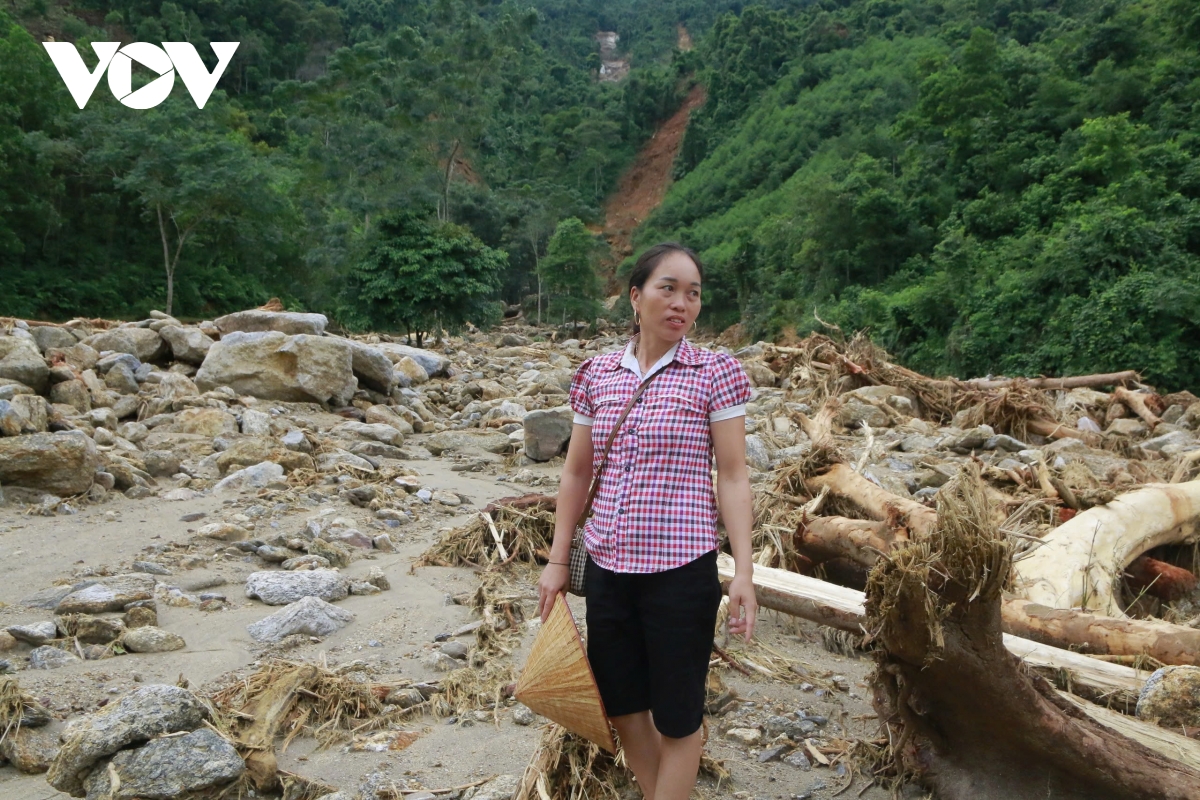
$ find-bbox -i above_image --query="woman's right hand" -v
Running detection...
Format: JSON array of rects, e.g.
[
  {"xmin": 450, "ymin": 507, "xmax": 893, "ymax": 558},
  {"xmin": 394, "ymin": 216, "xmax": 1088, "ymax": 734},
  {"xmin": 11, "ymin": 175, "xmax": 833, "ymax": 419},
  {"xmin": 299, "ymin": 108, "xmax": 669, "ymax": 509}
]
[{"xmin": 537, "ymin": 563, "xmax": 570, "ymax": 622}]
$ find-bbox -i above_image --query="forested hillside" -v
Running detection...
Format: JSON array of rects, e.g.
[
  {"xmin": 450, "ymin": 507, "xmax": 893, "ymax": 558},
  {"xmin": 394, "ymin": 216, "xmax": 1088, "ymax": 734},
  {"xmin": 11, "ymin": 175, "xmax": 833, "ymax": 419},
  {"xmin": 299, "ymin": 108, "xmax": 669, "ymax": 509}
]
[
  {"xmin": 2, "ymin": 0, "xmax": 1199, "ymax": 388},
  {"xmin": 644, "ymin": 0, "xmax": 1200, "ymax": 388}
]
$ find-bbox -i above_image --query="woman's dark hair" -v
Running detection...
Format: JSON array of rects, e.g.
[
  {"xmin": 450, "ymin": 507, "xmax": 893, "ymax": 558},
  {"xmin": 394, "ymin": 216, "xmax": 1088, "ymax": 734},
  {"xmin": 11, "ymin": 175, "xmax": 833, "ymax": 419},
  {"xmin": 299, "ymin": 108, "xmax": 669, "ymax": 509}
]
[
  {"xmin": 628, "ymin": 242, "xmax": 704, "ymax": 291},
  {"xmin": 628, "ymin": 243, "xmax": 704, "ymax": 335}
]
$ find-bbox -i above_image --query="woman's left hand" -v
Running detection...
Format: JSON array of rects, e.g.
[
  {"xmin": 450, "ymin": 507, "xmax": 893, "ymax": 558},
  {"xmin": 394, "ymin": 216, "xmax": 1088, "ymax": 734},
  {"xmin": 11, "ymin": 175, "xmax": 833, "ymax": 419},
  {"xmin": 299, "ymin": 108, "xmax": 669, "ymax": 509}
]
[{"xmin": 726, "ymin": 573, "xmax": 758, "ymax": 642}]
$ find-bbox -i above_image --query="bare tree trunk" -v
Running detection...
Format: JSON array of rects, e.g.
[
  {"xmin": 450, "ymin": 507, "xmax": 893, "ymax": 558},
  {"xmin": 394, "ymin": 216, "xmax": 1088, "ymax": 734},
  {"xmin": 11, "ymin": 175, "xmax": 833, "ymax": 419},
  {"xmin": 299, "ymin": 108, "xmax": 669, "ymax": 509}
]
[
  {"xmin": 156, "ymin": 204, "xmax": 174, "ymax": 316},
  {"xmin": 440, "ymin": 139, "xmax": 460, "ymax": 223}
]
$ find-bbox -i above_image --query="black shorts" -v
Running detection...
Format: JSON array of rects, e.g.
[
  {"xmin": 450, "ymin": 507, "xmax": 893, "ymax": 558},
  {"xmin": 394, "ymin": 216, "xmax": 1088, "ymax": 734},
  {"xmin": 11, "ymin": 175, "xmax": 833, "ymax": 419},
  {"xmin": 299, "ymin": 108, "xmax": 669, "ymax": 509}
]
[{"xmin": 584, "ymin": 549, "xmax": 722, "ymax": 738}]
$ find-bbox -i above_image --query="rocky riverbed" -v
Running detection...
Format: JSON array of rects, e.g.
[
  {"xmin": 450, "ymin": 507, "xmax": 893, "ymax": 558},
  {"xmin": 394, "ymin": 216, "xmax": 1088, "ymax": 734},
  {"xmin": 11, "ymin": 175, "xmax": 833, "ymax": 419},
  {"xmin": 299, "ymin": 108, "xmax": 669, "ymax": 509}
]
[{"xmin": 0, "ymin": 308, "xmax": 1197, "ymax": 800}]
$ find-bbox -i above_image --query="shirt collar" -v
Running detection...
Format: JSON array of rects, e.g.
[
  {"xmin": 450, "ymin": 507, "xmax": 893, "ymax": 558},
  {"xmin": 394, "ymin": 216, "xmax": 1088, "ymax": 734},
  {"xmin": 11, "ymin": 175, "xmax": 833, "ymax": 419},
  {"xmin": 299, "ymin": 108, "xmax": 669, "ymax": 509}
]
[{"xmin": 612, "ymin": 335, "xmax": 703, "ymax": 378}]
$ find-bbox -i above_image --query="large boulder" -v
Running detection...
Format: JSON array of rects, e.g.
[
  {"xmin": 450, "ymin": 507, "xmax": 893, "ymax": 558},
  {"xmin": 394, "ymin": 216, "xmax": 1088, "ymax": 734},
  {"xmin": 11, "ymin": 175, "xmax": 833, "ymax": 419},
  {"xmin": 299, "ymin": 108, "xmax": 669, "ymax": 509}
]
[
  {"xmin": 373, "ymin": 343, "xmax": 449, "ymax": 377},
  {"xmin": 0, "ymin": 432, "xmax": 99, "ymax": 495},
  {"xmin": 213, "ymin": 309, "xmax": 327, "ymax": 336},
  {"xmin": 425, "ymin": 430, "xmax": 513, "ymax": 456},
  {"xmin": 195, "ymin": 331, "xmax": 357, "ymax": 405},
  {"xmin": 0, "ymin": 336, "xmax": 49, "ymax": 394},
  {"xmin": 55, "ymin": 574, "xmax": 157, "ymax": 613},
  {"xmin": 81, "ymin": 727, "xmax": 244, "ymax": 800},
  {"xmin": 82, "ymin": 329, "xmax": 167, "ymax": 363},
  {"xmin": 29, "ymin": 326, "xmax": 78, "ymax": 354},
  {"xmin": 157, "ymin": 325, "xmax": 213, "ymax": 365},
  {"xmin": 393, "ymin": 356, "xmax": 429, "ymax": 387},
  {"xmin": 46, "ymin": 684, "xmax": 204, "ymax": 796},
  {"xmin": 523, "ymin": 406, "xmax": 573, "ymax": 461},
  {"xmin": 346, "ymin": 340, "xmax": 396, "ymax": 394},
  {"xmin": 1137, "ymin": 666, "xmax": 1200, "ymax": 730}
]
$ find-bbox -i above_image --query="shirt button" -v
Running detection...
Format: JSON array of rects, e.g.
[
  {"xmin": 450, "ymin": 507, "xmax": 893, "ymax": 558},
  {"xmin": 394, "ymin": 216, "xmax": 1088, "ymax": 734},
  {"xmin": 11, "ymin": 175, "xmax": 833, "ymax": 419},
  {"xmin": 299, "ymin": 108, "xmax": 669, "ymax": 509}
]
[
  {"xmin": 618, "ymin": 507, "xmax": 626, "ymax": 514},
  {"xmin": 636, "ymin": 396, "xmax": 644, "ymax": 404},
  {"xmin": 625, "ymin": 465, "xmax": 631, "ymax": 471}
]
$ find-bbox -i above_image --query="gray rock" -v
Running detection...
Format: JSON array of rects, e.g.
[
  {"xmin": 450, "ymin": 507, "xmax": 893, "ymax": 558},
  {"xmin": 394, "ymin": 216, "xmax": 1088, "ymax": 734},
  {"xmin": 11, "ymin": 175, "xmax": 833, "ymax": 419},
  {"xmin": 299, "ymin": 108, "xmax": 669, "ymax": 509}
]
[
  {"xmin": 0, "ymin": 723, "xmax": 61, "ymax": 773},
  {"xmin": 50, "ymin": 380, "xmax": 91, "ymax": 413},
  {"xmin": 0, "ymin": 336, "xmax": 50, "ymax": 393},
  {"xmin": 21, "ymin": 584, "xmax": 81, "ymax": 610},
  {"xmin": 240, "ymin": 408, "xmax": 273, "ymax": 436},
  {"xmin": 56, "ymin": 575, "xmax": 157, "ymax": 614},
  {"xmin": 82, "ymin": 329, "xmax": 167, "ymax": 363},
  {"xmin": 245, "ymin": 569, "xmax": 349, "ymax": 605},
  {"xmin": 8, "ymin": 393, "xmax": 49, "ymax": 433},
  {"xmin": 1136, "ymin": 665, "xmax": 1200, "ymax": 729},
  {"xmin": 142, "ymin": 450, "xmax": 182, "ymax": 478},
  {"xmin": 96, "ymin": 352, "xmax": 141, "ymax": 375},
  {"xmin": 116, "ymin": 422, "xmax": 149, "ymax": 443},
  {"xmin": 81, "ymin": 727, "xmax": 244, "ymax": 800},
  {"xmin": 425, "ymin": 430, "xmax": 513, "ymax": 456},
  {"xmin": 523, "ymin": 406, "xmax": 572, "ymax": 461},
  {"xmin": 29, "ymin": 646, "xmax": 79, "ymax": 670},
  {"xmin": 464, "ymin": 774, "xmax": 519, "ymax": 800},
  {"xmin": 985, "ymin": 434, "xmax": 1028, "ymax": 452},
  {"xmin": 213, "ymin": 461, "xmax": 285, "ymax": 492},
  {"xmin": 393, "ymin": 355, "xmax": 430, "ymax": 387},
  {"xmin": 745, "ymin": 434, "xmax": 771, "ymax": 471},
  {"xmin": 246, "ymin": 595, "xmax": 355, "ymax": 642},
  {"xmin": 196, "ymin": 331, "xmax": 356, "ymax": 405},
  {"xmin": 122, "ymin": 626, "xmax": 186, "ymax": 653},
  {"xmin": 157, "ymin": 325, "xmax": 213, "ymax": 365},
  {"xmin": 68, "ymin": 616, "xmax": 125, "ymax": 644},
  {"xmin": 373, "ymin": 343, "xmax": 449, "ymax": 377},
  {"xmin": 0, "ymin": 399, "xmax": 25, "ymax": 436},
  {"xmin": 46, "ymin": 684, "xmax": 204, "ymax": 795},
  {"xmin": 512, "ymin": 704, "xmax": 535, "ymax": 725},
  {"xmin": 346, "ymin": 340, "xmax": 396, "ymax": 394},
  {"xmin": 384, "ymin": 687, "xmax": 426, "ymax": 709},
  {"xmin": 835, "ymin": 399, "xmax": 890, "ymax": 429},
  {"xmin": 1142, "ymin": 430, "xmax": 1195, "ymax": 453},
  {"xmin": 281, "ymin": 429, "xmax": 312, "ymax": 452},
  {"xmin": 30, "ymin": 326, "xmax": 78, "ymax": 354},
  {"xmin": 315, "ymin": 451, "xmax": 376, "ymax": 472},
  {"xmin": 440, "ymin": 640, "xmax": 469, "ymax": 659},
  {"xmin": 8, "ymin": 621, "xmax": 59, "ymax": 645},
  {"xmin": 104, "ymin": 362, "xmax": 140, "ymax": 395},
  {"xmin": 214, "ymin": 309, "xmax": 327, "ymax": 336},
  {"xmin": 424, "ymin": 651, "xmax": 463, "ymax": 672},
  {"xmin": 0, "ymin": 431, "xmax": 99, "ymax": 496},
  {"xmin": 331, "ymin": 421, "xmax": 405, "ymax": 447}
]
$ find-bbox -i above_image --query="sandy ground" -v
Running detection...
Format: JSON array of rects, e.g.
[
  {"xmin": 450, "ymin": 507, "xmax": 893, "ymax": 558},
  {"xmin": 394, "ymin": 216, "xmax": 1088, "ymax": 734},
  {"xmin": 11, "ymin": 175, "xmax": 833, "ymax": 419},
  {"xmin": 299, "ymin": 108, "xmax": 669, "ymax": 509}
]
[{"xmin": 0, "ymin": 446, "xmax": 906, "ymax": 800}]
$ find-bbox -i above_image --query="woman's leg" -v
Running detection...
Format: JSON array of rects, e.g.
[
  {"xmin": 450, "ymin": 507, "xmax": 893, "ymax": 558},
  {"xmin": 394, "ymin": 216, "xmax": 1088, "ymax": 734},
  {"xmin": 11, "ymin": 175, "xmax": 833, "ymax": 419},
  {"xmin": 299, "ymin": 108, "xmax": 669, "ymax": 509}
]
[
  {"xmin": 610, "ymin": 711, "xmax": 662, "ymax": 799},
  {"xmin": 655, "ymin": 727, "xmax": 704, "ymax": 800}
]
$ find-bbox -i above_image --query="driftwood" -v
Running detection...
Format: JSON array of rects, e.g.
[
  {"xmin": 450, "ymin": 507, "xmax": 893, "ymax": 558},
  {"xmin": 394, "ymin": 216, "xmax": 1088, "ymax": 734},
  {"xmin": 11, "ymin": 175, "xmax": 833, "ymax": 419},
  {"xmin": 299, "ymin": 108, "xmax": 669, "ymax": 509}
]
[
  {"xmin": 1114, "ymin": 386, "xmax": 1162, "ymax": 429},
  {"xmin": 795, "ymin": 516, "xmax": 891, "ymax": 567},
  {"xmin": 1001, "ymin": 597, "xmax": 1200, "ymax": 668},
  {"xmin": 805, "ymin": 463, "xmax": 937, "ymax": 538},
  {"xmin": 1011, "ymin": 481, "xmax": 1200, "ymax": 616},
  {"xmin": 965, "ymin": 371, "xmax": 1140, "ymax": 391},
  {"xmin": 868, "ymin": 467, "xmax": 1200, "ymax": 799},
  {"xmin": 716, "ymin": 555, "xmax": 1147, "ymax": 703},
  {"xmin": 1125, "ymin": 555, "xmax": 1198, "ymax": 602}
]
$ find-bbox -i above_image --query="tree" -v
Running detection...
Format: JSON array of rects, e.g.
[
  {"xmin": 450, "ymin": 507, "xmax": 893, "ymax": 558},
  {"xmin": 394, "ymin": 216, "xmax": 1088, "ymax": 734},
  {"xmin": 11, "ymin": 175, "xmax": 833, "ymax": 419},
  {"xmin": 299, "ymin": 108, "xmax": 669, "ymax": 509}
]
[
  {"xmin": 85, "ymin": 96, "xmax": 294, "ymax": 315},
  {"xmin": 539, "ymin": 217, "xmax": 605, "ymax": 326},
  {"xmin": 338, "ymin": 209, "xmax": 506, "ymax": 344}
]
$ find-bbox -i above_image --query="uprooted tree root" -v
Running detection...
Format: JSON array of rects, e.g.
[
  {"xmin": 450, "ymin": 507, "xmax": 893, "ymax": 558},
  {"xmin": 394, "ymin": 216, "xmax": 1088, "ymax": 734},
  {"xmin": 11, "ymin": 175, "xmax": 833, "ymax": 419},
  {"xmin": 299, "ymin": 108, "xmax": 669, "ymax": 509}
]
[{"xmin": 865, "ymin": 465, "xmax": 1200, "ymax": 799}]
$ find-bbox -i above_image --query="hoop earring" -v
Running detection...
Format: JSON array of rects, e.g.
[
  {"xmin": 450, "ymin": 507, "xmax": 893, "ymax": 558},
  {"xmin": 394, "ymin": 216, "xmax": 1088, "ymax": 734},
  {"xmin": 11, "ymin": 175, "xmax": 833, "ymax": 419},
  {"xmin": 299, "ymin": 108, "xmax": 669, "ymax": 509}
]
[
  {"xmin": 634, "ymin": 310, "xmax": 641, "ymax": 328},
  {"xmin": 691, "ymin": 320, "xmax": 698, "ymax": 333}
]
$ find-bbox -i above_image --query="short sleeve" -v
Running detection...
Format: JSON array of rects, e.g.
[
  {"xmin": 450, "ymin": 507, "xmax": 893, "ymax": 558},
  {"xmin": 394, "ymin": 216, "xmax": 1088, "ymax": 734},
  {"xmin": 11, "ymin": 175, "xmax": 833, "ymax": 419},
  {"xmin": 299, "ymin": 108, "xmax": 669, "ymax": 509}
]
[
  {"xmin": 708, "ymin": 354, "xmax": 751, "ymax": 422},
  {"xmin": 569, "ymin": 357, "xmax": 596, "ymax": 426}
]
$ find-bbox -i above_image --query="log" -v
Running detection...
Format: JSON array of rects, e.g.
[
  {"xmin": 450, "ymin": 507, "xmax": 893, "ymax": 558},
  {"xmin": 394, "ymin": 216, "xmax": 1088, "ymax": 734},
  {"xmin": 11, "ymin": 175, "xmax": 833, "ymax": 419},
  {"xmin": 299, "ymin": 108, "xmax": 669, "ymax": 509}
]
[
  {"xmin": 869, "ymin": 468, "xmax": 1200, "ymax": 799},
  {"xmin": 965, "ymin": 371, "xmax": 1140, "ymax": 391},
  {"xmin": 794, "ymin": 516, "xmax": 890, "ymax": 567},
  {"xmin": 1002, "ymin": 597, "xmax": 1200, "ymax": 669},
  {"xmin": 1125, "ymin": 555, "xmax": 1198, "ymax": 602},
  {"xmin": 805, "ymin": 463, "xmax": 937, "ymax": 538},
  {"xmin": 1060, "ymin": 694, "xmax": 1200, "ymax": 773},
  {"xmin": 1114, "ymin": 386, "xmax": 1162, "ymax": 429},
  {"xmin": 1026, "ymin": 416, "xmax": 1098, "ymax": 443},
  {"xmin": 1011, "ymin": 481, "xmax": 1200, "ymax": 616},
  {"xmin": 716, "ymin": 554, "xmax": 1146, "ymax": 701}
]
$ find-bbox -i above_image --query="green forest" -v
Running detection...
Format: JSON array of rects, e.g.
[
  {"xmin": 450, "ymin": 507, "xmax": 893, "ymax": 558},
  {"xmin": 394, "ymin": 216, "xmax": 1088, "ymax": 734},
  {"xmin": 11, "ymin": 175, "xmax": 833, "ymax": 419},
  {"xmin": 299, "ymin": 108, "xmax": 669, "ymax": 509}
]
[{"xmin": 2, "ymin": 0, "xmax": 1199, "ymax": 389}]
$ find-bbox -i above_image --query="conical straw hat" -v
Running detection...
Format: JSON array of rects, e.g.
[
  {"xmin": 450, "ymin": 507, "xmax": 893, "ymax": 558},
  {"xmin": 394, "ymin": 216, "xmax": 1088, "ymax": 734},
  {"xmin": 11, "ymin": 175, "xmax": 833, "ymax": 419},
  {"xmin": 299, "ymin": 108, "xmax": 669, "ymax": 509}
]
[{"xmin": 515, "ymin": 593, "xmax": 616, "ymax": 753}]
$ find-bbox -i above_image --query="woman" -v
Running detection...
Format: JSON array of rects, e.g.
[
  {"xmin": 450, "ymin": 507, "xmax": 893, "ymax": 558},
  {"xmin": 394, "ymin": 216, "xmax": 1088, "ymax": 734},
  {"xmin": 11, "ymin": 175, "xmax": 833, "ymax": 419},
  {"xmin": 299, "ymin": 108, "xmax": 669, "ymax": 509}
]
[{"xmin": 537, "ymin": 243, "xmax": 758, "ymax": 800}]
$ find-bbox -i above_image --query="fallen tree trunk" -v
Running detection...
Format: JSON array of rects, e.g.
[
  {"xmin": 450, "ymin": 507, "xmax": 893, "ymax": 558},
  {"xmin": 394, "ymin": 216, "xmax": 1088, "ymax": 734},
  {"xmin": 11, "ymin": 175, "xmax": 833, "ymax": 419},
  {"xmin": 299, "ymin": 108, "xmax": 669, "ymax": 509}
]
[
  {"xmin": 1025, "ymin": 416, "xmax": 1099, "ymax": 443},
  {"xmin": 716, "ymin": 555, "xmax": 1146, "ymax": 703},
  {"xmin": 1114, "ymin": 386, "xmax": 1162, "ymax": 429},
  {"xmin": 1125, "ymin": 555, "xmax": 1198, "ymax": 602},
  {"xmin": 795, "ymin": 516, "xmax": 890, "ymax": 567},
  {"xmin": 805, "ymin": 463, "xmax": 937, "ymax": 538},
  {"xmin": 1011, "ymin": 480, "xmax": 1200, "ymax": 616},
  {"xmin": 1001, "ymin": 597, "xmax": 1200, "ymax": 669},
  {"xmin": 965, "ymin": 371, "xmax": 1140, "ymax": 391},
  {"xmin": 868, "ymin": 467, "xmax": 1200, "ymax": 799}
]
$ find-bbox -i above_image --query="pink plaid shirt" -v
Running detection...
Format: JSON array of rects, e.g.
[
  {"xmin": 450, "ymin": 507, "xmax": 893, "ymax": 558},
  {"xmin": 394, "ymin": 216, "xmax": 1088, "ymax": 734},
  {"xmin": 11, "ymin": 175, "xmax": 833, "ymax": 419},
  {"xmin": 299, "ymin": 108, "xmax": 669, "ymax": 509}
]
[{"xmin": 569, "ymin": 337, "xmax": 752, "ymax": 573}]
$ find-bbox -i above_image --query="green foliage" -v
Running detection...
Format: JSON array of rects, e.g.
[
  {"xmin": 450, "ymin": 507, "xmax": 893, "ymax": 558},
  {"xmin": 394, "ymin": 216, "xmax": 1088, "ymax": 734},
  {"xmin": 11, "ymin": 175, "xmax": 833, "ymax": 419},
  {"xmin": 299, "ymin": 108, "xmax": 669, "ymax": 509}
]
[
  {"xmin": 338, "ymin": 210, "xmax": 506, "ymax": 344},
  {"xmin": 643, "ymin": 0, "xmax": 1200, "ymax": 389},
  {"xmin": 539, "ymin": 217, "xmax": 605, "ymax": 325}
]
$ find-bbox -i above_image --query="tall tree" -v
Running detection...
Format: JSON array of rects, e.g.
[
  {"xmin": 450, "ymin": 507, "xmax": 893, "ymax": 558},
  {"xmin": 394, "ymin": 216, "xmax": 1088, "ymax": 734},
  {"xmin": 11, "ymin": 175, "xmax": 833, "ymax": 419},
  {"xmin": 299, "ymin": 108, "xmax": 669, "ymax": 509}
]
[{"xmin": 539, "ymin": 217, "xmax": 605, "ymax": 325}]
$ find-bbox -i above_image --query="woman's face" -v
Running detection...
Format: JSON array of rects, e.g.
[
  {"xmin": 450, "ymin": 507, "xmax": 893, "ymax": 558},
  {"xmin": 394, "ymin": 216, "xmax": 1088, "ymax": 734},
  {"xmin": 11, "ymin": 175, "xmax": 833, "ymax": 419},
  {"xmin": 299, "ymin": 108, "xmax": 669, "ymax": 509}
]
[{"xmin": 630, "ymin": 252, "xmax": 702, "ymax": 342}]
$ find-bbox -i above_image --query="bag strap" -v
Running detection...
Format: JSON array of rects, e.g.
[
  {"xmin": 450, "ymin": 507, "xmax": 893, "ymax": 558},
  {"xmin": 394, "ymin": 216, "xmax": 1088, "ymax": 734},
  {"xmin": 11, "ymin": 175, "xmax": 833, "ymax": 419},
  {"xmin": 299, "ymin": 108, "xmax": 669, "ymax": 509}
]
[{"xmin": 575, "ymin": 369, "xmax": 661, "ymax": 530}]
